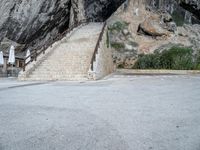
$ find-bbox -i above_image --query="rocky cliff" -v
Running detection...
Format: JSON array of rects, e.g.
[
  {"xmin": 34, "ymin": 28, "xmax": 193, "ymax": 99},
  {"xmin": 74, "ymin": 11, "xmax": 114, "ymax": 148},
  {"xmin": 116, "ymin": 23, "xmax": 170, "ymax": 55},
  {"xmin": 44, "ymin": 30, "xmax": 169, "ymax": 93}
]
[
  {"xmin": 108, "ymin": 0, "xmax": 200, "ymax": 68},
  {"xmin": 178, "ymin": 0, "xmax": 200, "ymax": 20},
  {"xmin": 148, "ymin": 0, "xmax": 200, "ymax": 23},
  {"xmin": 0, "ymin": 0, "xmax": 199, "ymax": 54},
  {"xmin": 0, "ymin": 0, "xmax": 124, "ymax": 52}
]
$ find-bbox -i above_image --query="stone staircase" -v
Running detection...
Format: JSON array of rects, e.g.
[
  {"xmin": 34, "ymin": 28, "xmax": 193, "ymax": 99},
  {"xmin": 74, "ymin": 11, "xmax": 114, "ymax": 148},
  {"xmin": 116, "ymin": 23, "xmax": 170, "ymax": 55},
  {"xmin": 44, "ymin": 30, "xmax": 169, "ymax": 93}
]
[{"xmin": 20, "ymin": 23, "xmax": 103, "ymax": 81}]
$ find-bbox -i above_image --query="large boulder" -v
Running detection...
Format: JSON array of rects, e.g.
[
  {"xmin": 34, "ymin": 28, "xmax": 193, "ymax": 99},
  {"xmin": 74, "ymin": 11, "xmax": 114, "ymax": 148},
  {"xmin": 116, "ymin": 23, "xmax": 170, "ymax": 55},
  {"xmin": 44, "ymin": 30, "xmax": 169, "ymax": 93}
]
[{"xmin": 138, "ymin": 15, "xmax": 170, "ymax": 37}]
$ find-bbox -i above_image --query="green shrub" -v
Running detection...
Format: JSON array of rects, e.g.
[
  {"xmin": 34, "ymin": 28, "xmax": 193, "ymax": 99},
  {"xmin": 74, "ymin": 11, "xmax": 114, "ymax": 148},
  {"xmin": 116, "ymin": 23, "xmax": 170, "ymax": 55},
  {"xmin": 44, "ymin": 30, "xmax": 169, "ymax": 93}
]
[
  {"xmin": 196, "ymin": 64, "xmax": 200, "ymax": 70},
  {"xmin": 111, "ymin": 42, "xmax": 124, "ymax": 50},
  {"xmin": 194, "ymin": 50, "xmax": 200, "ymax": 69},
  {"xmin": 108, "ymin": 21, "xmax": 129, "ymax": 32},
  {"xmin": 134, "ymin": 47, "xmax": 197, "ymax": 70},
  {"xmin": 128, "ymin": 41, "xmax": 139, "ymax": 47},
  {"xmin": 160, "ymin": 47, "xmax": 194, "ymax": 70},
  {"xmin": 134, "ymin": 53, "xmax": 159, "ymax": 69},
  {"xmin": 118, "ymin": 64, "xmax": 125, "ymax": 68},
  {"xmin": 171, "ymin": 11, "xmax": 184, "ymax": 26}
]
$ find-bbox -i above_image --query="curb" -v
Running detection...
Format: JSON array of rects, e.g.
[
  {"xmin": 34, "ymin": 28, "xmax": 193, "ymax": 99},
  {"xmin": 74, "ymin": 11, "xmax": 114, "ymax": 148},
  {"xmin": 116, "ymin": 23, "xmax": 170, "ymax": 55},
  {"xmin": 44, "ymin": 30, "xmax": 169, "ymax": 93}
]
[{"xmin": 116, "ymin": 69, "xmax": 200, "ymax": 75}]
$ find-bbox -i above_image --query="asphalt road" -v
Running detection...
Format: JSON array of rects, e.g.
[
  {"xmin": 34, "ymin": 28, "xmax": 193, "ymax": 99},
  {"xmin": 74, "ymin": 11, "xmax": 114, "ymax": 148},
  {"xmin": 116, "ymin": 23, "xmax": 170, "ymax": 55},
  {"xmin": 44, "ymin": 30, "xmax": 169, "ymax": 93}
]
[{"xmin": 0, "ymin": 75, "xmax": 200, "ymax": 150}]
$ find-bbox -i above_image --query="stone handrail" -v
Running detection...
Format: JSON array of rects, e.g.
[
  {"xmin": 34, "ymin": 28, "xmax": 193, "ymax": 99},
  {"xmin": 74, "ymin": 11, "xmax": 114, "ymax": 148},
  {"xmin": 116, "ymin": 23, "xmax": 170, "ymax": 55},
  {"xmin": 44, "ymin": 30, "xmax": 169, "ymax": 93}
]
[{"xmin": 90, "ymin": 22, "xmax": 107, "ymax": 71}]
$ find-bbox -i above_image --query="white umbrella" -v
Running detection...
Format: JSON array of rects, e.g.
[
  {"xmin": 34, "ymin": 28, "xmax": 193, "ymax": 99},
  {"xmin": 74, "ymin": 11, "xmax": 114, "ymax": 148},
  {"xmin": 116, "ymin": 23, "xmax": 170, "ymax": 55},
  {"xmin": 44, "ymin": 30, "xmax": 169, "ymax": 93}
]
[
  {"xmin": 8, "ymin": 45, "xmax": 15, "ymax": 65},
  {"xmin": 25, "ymin": 49, "xmax": 31, "ymax": 64},
  {"xmin": 0, "ymin": 51, "xmax": 3, "ymax": 66},
  {"xmin": 8, "ymin": 45, "xmax": 15, "ymax": 77}
]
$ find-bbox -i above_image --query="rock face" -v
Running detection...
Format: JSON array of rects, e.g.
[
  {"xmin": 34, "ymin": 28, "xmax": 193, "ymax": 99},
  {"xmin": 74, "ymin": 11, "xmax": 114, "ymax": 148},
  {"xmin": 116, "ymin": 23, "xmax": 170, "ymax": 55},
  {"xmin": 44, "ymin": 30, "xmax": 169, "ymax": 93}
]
[
  {"xmin": 178, "ymin": 0, "xmax": 200, "ymax": 20},
  {"xmin": 108, "ymin": 21, "xmax": 139, "ymax": 68},
  {"xmin": 147, "ymin": 0, "xmax": 200, "ymax": 24},
  {"xmin": 0, "ymin": 0, "xmax": 125, "ymax": 51},
  {"xmin": 84, "ymin": 0, "xmax": 125, "ymax": 21},
  {"xmin": 0, "ymin": 0, "xmax": 71, "ymax": 50},
  {"xmin": 0, "ymin": 0, "xmax": 71, "ymax": 43},
  {"xmin": 0, "ymin": 0, "xmax": 199, "ymax": 55},
  {"xmin": 108, "ymin": 0, "xmax": 200, "ymax": 68}
]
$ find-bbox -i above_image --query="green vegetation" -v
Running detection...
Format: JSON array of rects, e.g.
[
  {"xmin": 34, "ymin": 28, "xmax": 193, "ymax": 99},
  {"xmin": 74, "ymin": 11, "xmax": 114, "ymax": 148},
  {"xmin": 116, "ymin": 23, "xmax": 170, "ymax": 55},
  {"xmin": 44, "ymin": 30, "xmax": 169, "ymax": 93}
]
[
  {"xmin": 128, "ymin": 41, "xmax": 139, "ymax": 47},
  {"xmin": 171, "ymin": 11, "xmax": 185, "ymax": 26},
  {"xmin": 110, "ymin": 42, "xmax": 124, "ymax": 50},
  {"xmin": 108, "ymin": 21, "xmax": 132, "ymax": 50},
  {"xmin": 108, "ymin": 21, "xmax": 129, "ymax": 32},
  {"xmin": 134, "ymin": 47, "xmax": 200, "ymax": 70},
  {"xmin": 195, "ymin": 50, "xmax": 200, "ymax": 69},
  {"xmin": 118, "ymin": 64, "xmax": 125, "ymax": 68}
]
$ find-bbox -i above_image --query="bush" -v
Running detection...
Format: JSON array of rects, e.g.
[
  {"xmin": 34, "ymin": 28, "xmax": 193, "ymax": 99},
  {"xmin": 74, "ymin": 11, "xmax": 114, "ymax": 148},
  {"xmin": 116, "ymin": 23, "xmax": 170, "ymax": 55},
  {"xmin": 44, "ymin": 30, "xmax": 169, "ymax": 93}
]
[
  {"xmin": 108, "ymin": 21, "xmax": 129, "ymax": 32},
  {"xmin": 134, "ymin": 47, "xmax": 198, "ymax": 70},
  {"xmin": 171, "ymin": 11, "xmax": 185, "ymax": 26},
  {"xmin": 111, "ymin": 42, "xmax": 124, "ymax": 50},
  {"xmin": 160, "ymin": 47, "xmax": 194, "ymax": 69},
  {"xmin": 128, "ymin": 41, "xmax": 139, "ymax": 47},
  {"xmin": 134, "ymin": 53, "xmax": 161, "ymax": 69},
  {"xmin": 194, "ymin": 50, "xmax": 200, "ymax": 69}
]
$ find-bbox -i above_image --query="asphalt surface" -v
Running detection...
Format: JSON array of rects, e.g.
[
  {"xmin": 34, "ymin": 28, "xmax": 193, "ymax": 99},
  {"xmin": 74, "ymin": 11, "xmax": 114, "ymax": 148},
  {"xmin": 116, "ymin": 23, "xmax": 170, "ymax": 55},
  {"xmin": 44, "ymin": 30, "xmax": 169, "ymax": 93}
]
[{"xmin": 0, "ymin": 75, "xmax": 200, "ymax": 150}]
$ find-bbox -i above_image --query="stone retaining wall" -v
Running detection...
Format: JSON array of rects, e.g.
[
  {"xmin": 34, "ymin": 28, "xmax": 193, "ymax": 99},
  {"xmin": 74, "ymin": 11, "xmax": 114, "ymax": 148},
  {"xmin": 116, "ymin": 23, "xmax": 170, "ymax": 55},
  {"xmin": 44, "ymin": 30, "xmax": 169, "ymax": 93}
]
[{"xmin": 88, "ymin": 27, "xmax": 115, "ymax": 80}]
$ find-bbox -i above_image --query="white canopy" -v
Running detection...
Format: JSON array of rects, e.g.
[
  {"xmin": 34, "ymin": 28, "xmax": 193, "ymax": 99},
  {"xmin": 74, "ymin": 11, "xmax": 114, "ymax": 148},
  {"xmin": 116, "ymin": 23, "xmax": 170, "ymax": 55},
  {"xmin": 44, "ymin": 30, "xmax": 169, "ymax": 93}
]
[
  {"xmin": 8, "ymin": 45, "xmax": 15, "ymax": 64},
  {"xmin": 0, "ymin": 51, "xmax": 4, "ymax": 66},
  {"xmin": 25, "ymin": 49, "xmax": 31, "ymax": 64}
]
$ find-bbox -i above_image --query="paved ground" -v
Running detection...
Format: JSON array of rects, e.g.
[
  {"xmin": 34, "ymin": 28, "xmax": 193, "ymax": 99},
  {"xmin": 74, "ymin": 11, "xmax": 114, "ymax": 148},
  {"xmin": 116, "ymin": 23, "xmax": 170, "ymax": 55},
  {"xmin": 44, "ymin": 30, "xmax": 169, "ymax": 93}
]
[{"xmin": 0, "ymin": 74, "xmax": 200, "ymax": 150}]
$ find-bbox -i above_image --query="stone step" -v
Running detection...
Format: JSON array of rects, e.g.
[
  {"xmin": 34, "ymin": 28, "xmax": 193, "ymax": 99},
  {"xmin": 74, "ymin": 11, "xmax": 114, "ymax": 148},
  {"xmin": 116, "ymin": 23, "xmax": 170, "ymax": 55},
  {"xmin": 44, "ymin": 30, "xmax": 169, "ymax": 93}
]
[
  {"xmin": 29, "ymin": 74, "xmax": 87, "ymax": 77},
  {"xmin": 27, "ymin": 77, "xmax": 88, "ymax": 81},
  {"xmin": 42, "ymin": 57, "xmax": 91, "ymax": 62},
  {"xmin": 37, "ymin": 64, "xmax": 89, "ymax": 67},
  {"xmin": 29, "ymin": 75, "xmax": 87, "ymax": 79},
  {"xmin": 50, "ymin": 53, "xmax": 90, "ymax": 56},
  {"xmin": 32, "ymin": 70, "xmax": 87, "ymax": 75},
  {"xmin": 39, "ymin": 61, "xmax": 90, "ymax": 65},
  {"xmin": 45, "ymin": 55, "xmax": 91, "ymax": 57},
  {"xmin": 34, "ymin": 67, "xmax": 88, "ymax": 70},
  {"xmin": 38, "ymin": 66, "xmax": 89, "ymax": 69},
  {"xmin": 23, "ymin": 23, "xmax": 103, "ymax": 81},
  {"xmin": 35, "ymin": 66, "xmax": 88, "ymax": 70}
]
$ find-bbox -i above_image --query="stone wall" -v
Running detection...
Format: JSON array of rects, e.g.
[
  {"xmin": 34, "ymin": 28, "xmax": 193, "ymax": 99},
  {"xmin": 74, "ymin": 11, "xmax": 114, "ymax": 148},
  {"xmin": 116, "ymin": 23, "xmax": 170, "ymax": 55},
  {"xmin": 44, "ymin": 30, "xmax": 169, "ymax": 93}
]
[{"xmin": 88, "ymin": 26, "xmax": 114, "ymax": 80}]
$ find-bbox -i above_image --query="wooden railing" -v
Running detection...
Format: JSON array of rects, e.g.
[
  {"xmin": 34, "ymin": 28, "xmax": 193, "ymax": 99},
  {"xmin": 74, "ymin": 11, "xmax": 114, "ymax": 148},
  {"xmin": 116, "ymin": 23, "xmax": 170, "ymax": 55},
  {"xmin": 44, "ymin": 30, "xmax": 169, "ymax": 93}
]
[
  {"xmin": 90, "ymin": 22, "xmax": 107, "ymax": 71},
  {"xmin": 23, "ymin": 19, "xmax": 92, "ymax": 71}
]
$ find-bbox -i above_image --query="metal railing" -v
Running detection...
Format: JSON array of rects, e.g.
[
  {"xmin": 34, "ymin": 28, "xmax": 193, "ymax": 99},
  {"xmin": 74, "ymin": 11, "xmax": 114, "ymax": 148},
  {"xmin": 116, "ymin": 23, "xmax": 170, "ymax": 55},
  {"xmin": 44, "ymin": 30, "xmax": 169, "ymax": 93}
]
[
  {"xmin": 90, "ymin": 22, "xmax": 107, "ymax": 71},
  {"xmin": 23, "ymin": 19, "xmax": 92, "ymax": 71}
]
